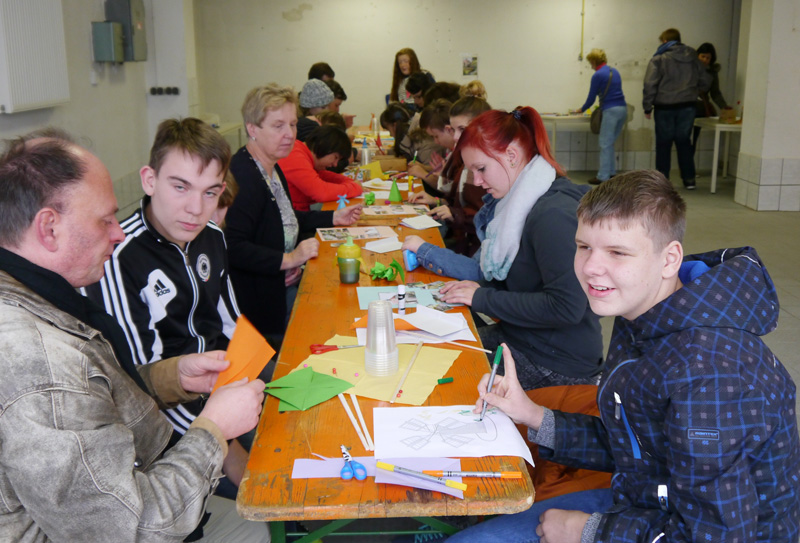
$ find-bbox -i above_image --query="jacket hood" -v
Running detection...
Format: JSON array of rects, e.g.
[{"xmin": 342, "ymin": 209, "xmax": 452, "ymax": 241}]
[
  {"xmin": 660, "ymin": 43, "xmax": 699, "ymax": 63},
  {"xmin": 632, "ymin": 246, "xmax": 779, "ymax": 340},
  {"xmin": 546, "ymin": 176, "xmax": 592, "ymax": 202}
]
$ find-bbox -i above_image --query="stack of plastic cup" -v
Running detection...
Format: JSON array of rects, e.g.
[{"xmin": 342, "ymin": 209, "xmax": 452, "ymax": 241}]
[{"xmin": 364, "ymin": 300, "xmax": 399, "ymax": 377}]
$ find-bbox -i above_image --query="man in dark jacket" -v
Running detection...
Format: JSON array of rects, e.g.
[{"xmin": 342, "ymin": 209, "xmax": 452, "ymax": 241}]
[
  {"xmin": 643, "ymin": 28, "xmax": 712, "ymax": 190},
  {"xmin": 447, "ymin": 170, "xmax": 800, "ymax": 543}
]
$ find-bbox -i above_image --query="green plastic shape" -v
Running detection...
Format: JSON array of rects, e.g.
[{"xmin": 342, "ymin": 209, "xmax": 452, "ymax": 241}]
[
  {"xmin": 388, "ymin": 179, "xmax": 402, "ymax": 203},
  {"xmin": 364, "ymin": 192, "xmax": 376, "ymax": 206}
]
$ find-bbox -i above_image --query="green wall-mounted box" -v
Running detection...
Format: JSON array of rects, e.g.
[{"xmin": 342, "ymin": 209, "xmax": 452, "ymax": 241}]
[{"xmin": 92, "ymin": 21, "xmax": 124, "ymax": 63}]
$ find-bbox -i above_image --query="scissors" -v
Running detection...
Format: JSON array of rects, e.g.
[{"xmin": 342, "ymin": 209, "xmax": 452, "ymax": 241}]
[
  {"xmin": 310, "ymin": 344, "xmax": 362, "ymax": 354},
  {"xmin": 340, "ymin": 445, "xmax": 367, "ymax": 481}
]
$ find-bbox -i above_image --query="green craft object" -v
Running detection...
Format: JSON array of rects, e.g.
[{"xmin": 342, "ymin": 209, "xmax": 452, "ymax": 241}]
[
  {"xmin": 369, "ymin": 258, "xmax": 405, "ymax": 283},
  {"xmin": 364, "ymin": 192, "xmax": 376, "ymax": 206},
  {"xmin": 264, "ymin": 366, "xmax": 352, "ymax": 411},
  {"xmin": 388, "ymin": 179, "xmax": 402, "ymax": 203},
  {"xmin": 390, "ymin": 258, "xmax": 405, "ymax": 283}
]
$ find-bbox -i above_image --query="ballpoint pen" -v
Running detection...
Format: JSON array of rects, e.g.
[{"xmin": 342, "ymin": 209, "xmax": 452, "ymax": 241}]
[
  {"xmin": 479, "ymin": 345, "xmax": 503, "ymax": 421},
  {"xmin": 423, "ymin": 470, "xmax": 522, "ymax": 479}
]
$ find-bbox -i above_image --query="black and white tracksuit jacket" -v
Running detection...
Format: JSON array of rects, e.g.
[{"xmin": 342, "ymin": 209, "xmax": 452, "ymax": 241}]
[{"xmin": 83, "ymin": 200, "xmax": 240, "ymax": 433}]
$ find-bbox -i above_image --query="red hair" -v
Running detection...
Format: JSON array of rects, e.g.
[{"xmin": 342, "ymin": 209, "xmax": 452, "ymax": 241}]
[{"xmin": 448, "ymin": 106, "xmax": 565, "ymax": 179}]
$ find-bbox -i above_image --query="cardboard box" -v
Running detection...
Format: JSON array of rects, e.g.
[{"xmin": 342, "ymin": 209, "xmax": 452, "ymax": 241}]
[{"xmin": 371, "ymin": 156, "xmax": 407, "ymax": 172}]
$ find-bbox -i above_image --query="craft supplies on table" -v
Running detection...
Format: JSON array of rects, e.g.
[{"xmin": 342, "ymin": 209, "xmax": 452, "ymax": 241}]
[
  {"xmin": 298, "ymin": 337, "xmax": 460, "ymax": 405},
  {"xmin": 317, "ymin": 226, "xmax": 395, "ymax": 242},
  {"xmin": 400, "ymin": 214, "xmax": 441, "ymax": 230},
  {"xmin": 340, "ymin": 445, "xmax": 368, "ymax": 480},
  {"xmin": 373, "ymin": 405, "xmax": 535, "ymax": 466},
  {"xmin": 263, "ymin": 366, "xmax": 353, "ymax": 411}
]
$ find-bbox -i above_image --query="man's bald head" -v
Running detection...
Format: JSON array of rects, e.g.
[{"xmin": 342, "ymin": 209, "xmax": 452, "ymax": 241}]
[{"xmin": 0, "ymin": 129, "xmax": 87, "ymax": 249}]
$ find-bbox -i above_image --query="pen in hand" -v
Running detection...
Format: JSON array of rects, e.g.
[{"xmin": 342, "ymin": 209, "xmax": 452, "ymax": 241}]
[{"xmin": 479, "ymin": 345, "xmax": 503, "ymax": 421}]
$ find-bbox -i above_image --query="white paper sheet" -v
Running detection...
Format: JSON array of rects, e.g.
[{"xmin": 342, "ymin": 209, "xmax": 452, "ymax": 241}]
[
  {"xmin": 364, "ymin": 236, "xmax": 403, "ymax": 254},
  {"xmin": 400, "ymin": 305, "xmax": 466, "ymax": 336},
  {"xmin": 363, "ymin": 179, "xmax": 395, "ymax": 190},
  {"xmin": 401, "ymin": 215, "xmax": 442, "ymax": 230},
  {"xmin": 317, "ymin": 226, "xmax": 396, "ymax": 242},
  {"xmin": 357, "ymin": 190, "xmax": 390, "ymax": 200},
  {"xmin": 362, "ymin": 205, "xmax": 428, "ymax": 216},
  {"xmin": 354, "ymin": 310, "xmax": 476, "ymax": 345},
  {"xmin": 373, "ymin": 405, "xmax": 535, "ymax": 466}
]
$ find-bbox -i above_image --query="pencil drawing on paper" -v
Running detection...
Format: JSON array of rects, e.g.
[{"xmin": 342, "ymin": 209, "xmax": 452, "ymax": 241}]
[{"xmin": 399, "ymin": 413, "xmax": 499, "ymax": 450}]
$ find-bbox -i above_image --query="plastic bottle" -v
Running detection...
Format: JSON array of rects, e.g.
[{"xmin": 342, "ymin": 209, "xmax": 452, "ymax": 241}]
[
  {"xmin": 337, "ymin": 236, "xmax": 361, "ymax": 284},
  {"xmin": 397, "ymin": 284, "xmax": 406, "ymax": 315},
  {"xmin": 361, "ymin": 138, "xmax": 370, "ymax": 166}
]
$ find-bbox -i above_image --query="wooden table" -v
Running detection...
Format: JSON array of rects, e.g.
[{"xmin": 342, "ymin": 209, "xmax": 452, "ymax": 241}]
[{"xmin": 237, "ymin": 211, "xmax": 535, "ymax": 540}]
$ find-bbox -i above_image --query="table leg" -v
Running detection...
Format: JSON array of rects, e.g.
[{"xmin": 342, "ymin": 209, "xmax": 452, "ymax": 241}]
[
  {"xmin": 276, "ymin": 519, "xmax": 355, "ymax": 542},
  {"xmin": 722, "ymin": 131, "xmax": 731, "ymax": 180},
  {"xmin": 270, "ymin": 521, "xmax": 287, "ymax": 543},
  {"xmin": 711, "ymin": 128, "xmax": 721, "ymax": 194},
  {"xmin": 414, "ymin": 516, "xmax": 461, "ymax": 535}
]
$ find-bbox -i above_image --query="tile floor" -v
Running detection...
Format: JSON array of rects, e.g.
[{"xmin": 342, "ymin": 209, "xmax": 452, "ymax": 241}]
[{"xmin": 283, "ymin": 171, "xmax": 800, "ymax": 542}]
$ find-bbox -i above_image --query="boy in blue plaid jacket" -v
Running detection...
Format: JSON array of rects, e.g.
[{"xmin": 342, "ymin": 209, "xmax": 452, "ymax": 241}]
[{"xmin": 448, "ymin": 170, "xmax": 800, "ymax": 543}]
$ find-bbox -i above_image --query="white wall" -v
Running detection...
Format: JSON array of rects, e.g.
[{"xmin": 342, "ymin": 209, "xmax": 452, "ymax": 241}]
[
  {"xmin": 0, "ymin": 1, "xmax": 151, "ymax": 185},
  {"xmin": 194, "ymin": 0, "xmax": 738, "ymax": 154}
]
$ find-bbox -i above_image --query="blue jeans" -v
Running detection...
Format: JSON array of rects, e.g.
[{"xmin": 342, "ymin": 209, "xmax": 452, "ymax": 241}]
[
  {"xmin": 445, "ymin": 489, "xmax": 612, "ymax": 543},
  {"xmin": 654, "ymin": 106, "xmax": 696, "ymax": 183},
  {"xmin": 479, "ymin": 324, "xmax": 599, "ymax": 390},
  {"xmin": 597, "ymin": 105, "xmax": 627, "ymax": 181},
  {"xmin": 415, "ymin": 242, "xmax": 483, "ymax": 281}
]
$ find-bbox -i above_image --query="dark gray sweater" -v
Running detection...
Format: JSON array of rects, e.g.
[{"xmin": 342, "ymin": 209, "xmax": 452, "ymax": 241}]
[{"xmin": 471, "ymin": 178, "xmax": 604, "ymax": 378}]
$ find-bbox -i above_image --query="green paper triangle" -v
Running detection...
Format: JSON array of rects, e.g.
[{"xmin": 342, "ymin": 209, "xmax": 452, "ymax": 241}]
[
  {"xmin": 264, "ymin": 367, "xmax": 354, "ymax": 411},
  {"xmin": 388, "ymin": 179, "xmax": 402, "ymax": 203}
]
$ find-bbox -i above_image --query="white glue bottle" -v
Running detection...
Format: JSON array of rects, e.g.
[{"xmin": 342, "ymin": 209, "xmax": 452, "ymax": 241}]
[{"xmin": 397, "ymin": 284, "xmax": 406, "ymax": 315}]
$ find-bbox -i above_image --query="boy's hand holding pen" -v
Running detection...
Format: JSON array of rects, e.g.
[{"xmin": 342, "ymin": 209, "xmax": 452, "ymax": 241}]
[{"xmin": 474, "ymin": 343, "xmax": 546, "ymax": 431}]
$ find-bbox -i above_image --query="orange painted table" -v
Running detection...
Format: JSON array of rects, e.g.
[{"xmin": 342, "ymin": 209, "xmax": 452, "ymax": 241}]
[{"xmin": 236, "ymin": 210, "xmax": 534, "ymax": 539}]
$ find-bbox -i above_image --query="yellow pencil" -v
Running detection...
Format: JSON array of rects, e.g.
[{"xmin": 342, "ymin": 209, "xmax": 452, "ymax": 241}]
[{"xmin": 376, "ymin": 461, "xmax": 467, "ymax": 491}]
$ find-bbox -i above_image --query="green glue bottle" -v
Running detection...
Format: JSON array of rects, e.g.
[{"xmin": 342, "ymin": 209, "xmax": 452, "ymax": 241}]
[{"xmin": 337, "ymin": 236, "xmax": 361, "ymax": 284}]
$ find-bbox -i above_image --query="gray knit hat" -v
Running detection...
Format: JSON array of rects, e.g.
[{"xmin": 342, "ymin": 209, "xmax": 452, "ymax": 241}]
[{"xmin": 299, "ymin": 79, "xmax": 335, "ymax": 109}]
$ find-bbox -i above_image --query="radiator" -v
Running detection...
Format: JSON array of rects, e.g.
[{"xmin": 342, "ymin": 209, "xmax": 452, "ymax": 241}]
[{"xmin": 0, "ymin": 0, "xmax": 70, "ymax": 114}]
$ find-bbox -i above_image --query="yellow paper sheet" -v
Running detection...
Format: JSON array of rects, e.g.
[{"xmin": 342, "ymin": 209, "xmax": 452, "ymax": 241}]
[
  {"xmin": 360, "ymin": 161, "xmax": 386, "ymax": 180},
  {"xmin": 291, "ymin": 335, "xmax": 459, "ymax": 405}
]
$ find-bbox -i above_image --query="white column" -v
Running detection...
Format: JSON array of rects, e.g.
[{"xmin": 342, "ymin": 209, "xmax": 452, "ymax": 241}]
[{"xmin": 734, "ymin": 0, "xmax": 800, "ymax": 211}]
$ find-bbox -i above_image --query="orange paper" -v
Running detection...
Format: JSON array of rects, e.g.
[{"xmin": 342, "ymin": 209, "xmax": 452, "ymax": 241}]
[
  {"xmin": 212, "ymin": 315, "xmax": 275, "ymax": 392},
  {"xmin": 350, "ymin": 314, "xmax": 416, "ymax": 330}
]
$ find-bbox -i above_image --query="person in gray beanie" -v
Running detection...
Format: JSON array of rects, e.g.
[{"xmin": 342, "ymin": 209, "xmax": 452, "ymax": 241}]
[{"xmin": 297, "ymin": 79, "xmax": 335, "ymax": 141}]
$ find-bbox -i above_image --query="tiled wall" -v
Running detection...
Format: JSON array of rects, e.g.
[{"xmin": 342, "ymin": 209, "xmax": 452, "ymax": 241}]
[
  {"xmin": 549, "ymin": 128, "xmax": 720, "ymax": 176},
  {"xmin": 113, "ymin": 170, "xmax": 144, "ymax": 220},
  {"xmin": 734, "ymin": 153, "xmax": 800, "ymax": 211}
]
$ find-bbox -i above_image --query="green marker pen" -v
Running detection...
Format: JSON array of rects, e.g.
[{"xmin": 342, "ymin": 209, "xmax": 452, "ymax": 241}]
[{"xmin": 479, "ymin": 345, "xmax": 503, "ymax": 421}]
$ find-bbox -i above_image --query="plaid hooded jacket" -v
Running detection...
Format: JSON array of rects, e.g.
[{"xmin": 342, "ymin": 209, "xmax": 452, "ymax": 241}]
[{"xmin": 539, "ymin": 246, "xmax": 800, "ymax": 542}]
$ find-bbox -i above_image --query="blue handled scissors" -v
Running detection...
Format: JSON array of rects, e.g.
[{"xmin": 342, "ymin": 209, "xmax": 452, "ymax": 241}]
[{"xmin": 340, "ymin": 445, "xmax": 367, "ymax": 481}]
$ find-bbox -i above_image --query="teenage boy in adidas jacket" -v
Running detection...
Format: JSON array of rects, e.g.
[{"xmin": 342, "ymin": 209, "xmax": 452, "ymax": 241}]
[
  {"xmin": 84, "ymin": 118, "xmax": 250, "ymax": 490},
  {"xmin": 447, "ymin": 170, "xmax": 799, "ymax": 543}
]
